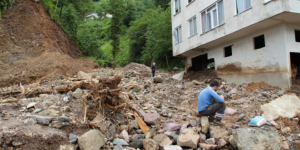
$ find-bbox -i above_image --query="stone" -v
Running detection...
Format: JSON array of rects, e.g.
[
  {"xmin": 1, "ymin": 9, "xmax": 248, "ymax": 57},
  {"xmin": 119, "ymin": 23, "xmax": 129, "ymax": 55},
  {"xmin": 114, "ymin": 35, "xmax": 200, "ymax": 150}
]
[
  {"xmin": 145, "ymin": 130, "xmax": 155, "ymax": 139},
  {"xmin": 52, "ymin": 122, "xmax": 69, "ymax": 129},
  {"xmin": 199, "ymin": 133, "xmax": 206, "ymax": 143},
  {"xmin": 216, "ymin": 138, "xmax": 227, "ymax": 148},
  {"xmin": 23, "ymin": 118, "xmax": 36, "ymax": 125},
  {"xmin": 261, "ymin": 94, "xmax": 300, "ymax": 120},
  {"xmin": 231, "ymin": 125, "xmax": 282, "ymax": 150},
  {"xmin": 282, "ymin": 141, "xmax": 289, "ymax": 149},
  {"xmin": 164, "ymin": 123, "xmax": 181, "ymax": 131},
  {"xmin": 201, "ymin": 116, "xmax": 209, "ymax": 134},
  {"xmin": 60, "ymin": 145, "xmax": 75, "ymax": 150},
  {"xmin": 77, "ymin": 71, "xmax": 91, "ymax": 79},
  {"xmin": 131, "ymin": 134, "xmax": 145, "ymax": 141},
  {"xmin": 129, "ymin": 139, "xmax": 143, "ymax": 149},
  {"xmin": 282, "ymin": 127, "xmax": 291, "ymax": 135},
  {"xmin": 56, "ymin": 116, "xmax": 71, "ymax": 122},
  {"xmin": 153, "ymin": 134, "xmax": 172, "ymax": 147},
  {"xmin": 27, "ymin": 102, "xmax": 37, "ymax": 109},
  {"xmin": 143, "ymin": 113, "xmax": 160, "ymax": 125},
  {"xmin": 113, "ymin": 145, "xmax": 123, "ymax": 150},
  {"xmin": 32, "ymin": 109, "xmax": 42, "ymax": 113},
  {"xmin": 229, "ymin": 98, "xmax": 247, "ymax": 105},
  {"xmin": 172, "ymin": 71, "xmax": 184, "ymax": 81},
  {"xmin": 113, "ymin": 138, "xmax": 129, "ymax": 146},
  {"xmin": 190, "ymin": 120, "xmax": 197, "ymax": 127},
  {"xmin": 12, "ymin": 141, "xmax": 23, "ymax": 146},
  {"xmin": 143, "ymin": 139, "xmax": 159, "ymax": 150},
  {"xmin": 210, "ymin": 126, "xmax": 230, "ymax": 142},
  {"xmin": 199, "ymin": 143, "xmax": 218, "ymax": 150},
  {"xmin": 163, "ymin": 145, "xmax": 183, "ymax": 150},
  {"xmin": 78, "ymin": 129, "xmax": 105, "ymax": 150},
  {"xmin": 119, "ymin": 130, "xmax": 129, "ymax": 143},
  {"xmin": 177, "ymin": 128, "xmax": 200, "ymax": 149},
  {"xmin": 63, "ymin": 97, "xmax": 69, "ymax": 103},
  {"xmin": 69, "ymin": 134, "xmax": 77, "ymax": 144},
  {"xmin": 38, "ymin": 109, "xmax": 59, "ymax": 117},
  {"xmin": 205, "ymin": 138, "xmax": 215, "ymax": 145},
  {"xmin": 62, "ymin": 106, "xmax": 71, "ymax": 112},
  {"xmin": 153, "ymin": 77, "xmax": 163, "ymax": 83},
  {"xmin": 30, "ymin": 115, "xmax": 53, "ymax": 125},
  {"xmin": 129, "ymin": 120, "xmax": 139, "ymax": 129},
  {"xmin": 72, "ymin": 88, "xmax": 83, "ymax": 99}
]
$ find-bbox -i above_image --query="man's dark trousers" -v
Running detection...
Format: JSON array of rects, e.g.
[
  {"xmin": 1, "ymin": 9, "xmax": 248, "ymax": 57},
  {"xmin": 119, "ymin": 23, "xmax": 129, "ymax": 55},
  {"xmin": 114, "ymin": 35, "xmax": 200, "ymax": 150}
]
[
  {"xmin": 199, "ymin": 100, "xmax": 226, "ymax": 121},
  {"xmin": 152, "ymin": 71, "xmax": 155, "ymax": 77}
]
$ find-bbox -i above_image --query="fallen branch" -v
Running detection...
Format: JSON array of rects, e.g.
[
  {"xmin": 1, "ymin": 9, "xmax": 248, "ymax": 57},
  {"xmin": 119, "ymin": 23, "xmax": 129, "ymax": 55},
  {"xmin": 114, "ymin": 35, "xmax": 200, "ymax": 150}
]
[
  {"xmin": 1, "ymin": 98, "xmax": 19, "ymax": 103},
  {"xmin": 67, "ymin": 78, "xmax": 86, "ymax": 81}
]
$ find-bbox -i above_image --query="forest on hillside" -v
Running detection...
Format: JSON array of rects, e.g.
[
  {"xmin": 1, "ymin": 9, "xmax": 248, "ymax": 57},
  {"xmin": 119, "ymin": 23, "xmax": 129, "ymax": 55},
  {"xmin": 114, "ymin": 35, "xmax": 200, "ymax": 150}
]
[{"xmin": 1, "ymin": 0, "xmax": 184, "ymax": 69}]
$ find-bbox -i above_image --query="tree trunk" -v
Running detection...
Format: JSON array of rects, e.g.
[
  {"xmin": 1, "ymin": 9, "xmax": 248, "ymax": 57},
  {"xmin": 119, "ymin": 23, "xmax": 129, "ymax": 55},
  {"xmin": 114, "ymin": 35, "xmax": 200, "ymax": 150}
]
[
  {"xmin": 55, "ymin": 0, "xmax": 59, "ymax": 13},
  {"xmin": 166, "ymin": 53, "xmax": 170, "ymax": 70},
  {"xmin": 60, "ymin": 5, "xmax": 63, "ymax": 18}
]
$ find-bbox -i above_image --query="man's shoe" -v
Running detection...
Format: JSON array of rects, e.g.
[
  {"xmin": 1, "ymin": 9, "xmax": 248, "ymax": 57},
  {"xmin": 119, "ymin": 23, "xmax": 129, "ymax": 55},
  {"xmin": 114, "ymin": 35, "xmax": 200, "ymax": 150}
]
[
  {"xmin": 213, "ymin": 120, "xmax": 224, "ymax": 126},
  {"xmin": 209, "ymin": 117, "xmax": 215, "ymax": 122}
]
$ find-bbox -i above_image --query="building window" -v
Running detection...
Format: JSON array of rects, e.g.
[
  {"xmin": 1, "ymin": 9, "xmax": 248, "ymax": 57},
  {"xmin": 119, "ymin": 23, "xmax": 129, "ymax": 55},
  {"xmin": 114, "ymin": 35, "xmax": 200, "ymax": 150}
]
[
  {"xmin": 295, "ymin": 30, "xmax": 300, "ymax": 42},
  {"xmin": 175, "ymin": 26, "xmax": 182, "ymax": 44},
  {"xmin": 236, "ymin": 0, "xmax": 251, "ymax": 14},
  {"xmin": 188, "ymin": 17, "xmax": 197, "ymax": 37},
  {"xmin": 224, "ymin": 45, "xmax": 232, "ymax": 57},
  {"xmin": 201, "ymin": 0, "xmax": 224, "ymax": 33},
  {"xmin": 188, "ymin": 0, "xmax": 195, "ymax": 3},
  {"xmin": 175, "ymin": 0, "xmax": 181, "ymax": 13},
  {"xmin": 254, "ymin": 35, "xmax": 265, "ymax": 50}
]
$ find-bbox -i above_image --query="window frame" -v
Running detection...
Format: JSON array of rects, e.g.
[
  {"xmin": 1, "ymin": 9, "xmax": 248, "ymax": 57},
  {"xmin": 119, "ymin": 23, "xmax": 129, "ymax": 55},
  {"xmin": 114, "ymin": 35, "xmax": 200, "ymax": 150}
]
[
  {"xmin": 200, "ymin": 0, "xmax": 225, "ymax": 34},
  {"xmin": 235, "ymin": 0, "xmax": 252, "ymax": 14},
  {"xmin": 253, "ymin": 34, "xmax": 266, "ymax": 50},
  {"xmin": 175, "ymin": 26, "xmax": 182, "ymax": 44},
  {"xmin": 224, "ymin": 45, "xmax": 233, "ymax": 57},
  {"xmin": 295, "ymin": 30, "xmax": 300, "ymax": 43},
  {"xmin": 175, "ymin": 0, "xmax": 181, "ymax": 14},
  {"xmin": 188, "ymin": 16, "xmax": 197, "ymax": 37}
]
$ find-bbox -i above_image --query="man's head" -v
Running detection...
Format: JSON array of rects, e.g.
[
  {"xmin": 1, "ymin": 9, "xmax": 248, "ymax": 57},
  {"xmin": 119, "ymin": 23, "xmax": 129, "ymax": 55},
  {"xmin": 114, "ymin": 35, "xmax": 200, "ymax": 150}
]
[
  {"xmin": 153, "ymin": 62, "xmax": 156, "ymax": 66},
  {"xmin": 210, "ymin": 80, "xmax": 220, "ymax": 91}
]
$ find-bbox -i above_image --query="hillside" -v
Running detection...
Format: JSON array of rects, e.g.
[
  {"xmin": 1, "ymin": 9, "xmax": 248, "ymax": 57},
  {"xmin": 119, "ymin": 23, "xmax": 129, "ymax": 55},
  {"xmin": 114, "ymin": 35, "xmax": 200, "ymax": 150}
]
[{"xmin": 0, "ymin": 0, "xmax": 99, "ymax": 87}]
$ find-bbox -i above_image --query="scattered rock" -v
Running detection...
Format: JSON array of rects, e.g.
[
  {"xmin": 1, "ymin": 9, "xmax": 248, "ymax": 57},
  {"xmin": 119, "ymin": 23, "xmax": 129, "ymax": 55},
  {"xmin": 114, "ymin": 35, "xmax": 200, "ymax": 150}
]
[
  {"xmin": 129, "ymin": 139, "xmax": 143, "ymax": 149},
  {"xmin": 143, "ymin": 139, "xmax": 159, "ymax": 150},
  {"xmin": 201, "ymin": 116, "xmax": 209, "ymax": 134},
  {"xmin": 59, "ymin": 145, "xmax": 75, "ymax": 150},
  {"xmin": 56, "ymin": 116, "xmax": 71, "ymax": 122},
  {"xmin": 69, "ymin": 133, "xmax": 77, "ymax": 144},
  {"xmin": 29, "ymin": 115, "xmax": 53, "ymax": 125},
  {"xmin": 205, "ymin": 138, "xmax": 215, "ymax": 145},
  {"xmin": 119, "ymin": 130, "xmax": 129, "ymax": 143},
  {"xmin": 27, "ymin": 102, "xmax": 37, "ymax": 109},
  {"xmin": 177, "ymin": 128, "xmax": 200, "ymax": 149},
  {"xmin": 261, "ymin": 94, "xmax": 300, "ymax": 120},
  {"xmin": 62, "ymin": 106, "xmax": 71, "ymax": 112},
  {"xmin": 282, "ymin": 127, "xmax": 291, "ymax": 135},
  {"xmin": 143, "ymin": 113, "xmax": 160, "ymax": 125},
  {"xmin": 113, "ymin": 138, "xmax": 129, "ymax": 146},
  {"xmin": 210, "ymin": 126, "xmax": 230, "ymax": 142},
  {"xmin": 32, "ymin": 109, "xmax": 42, "ymax": 113},
  {"xmin": 216, "ymin": 138, "xmax": 227, "ymax": 148},
  {"xmin": 78, "ymin": 129, "xmax": 105, "ymax": 150},
  {"xmin": 231, "ymin": 125, "xmax": 282, "ymax": 150},
  {"xmin": 163, "ymin": 145, "xmax": 183, "ymax": 150},
  {"xmin": 172, "ymin": 71, "xmax": 184, "ymax": 81},
  {"xmin": 129, "ymin": 120, "xmax": 139, "ymax": 129},
  {"xmin": 153, "ymin": 134, "xmax": 172, "ymax": 147},
  {"xmin": 199, "ymin": 143, "xmax": 217, "ymax": 150},
  {"xmin": 72, "ymin": 88, "xmax": 83, "ymax": 99},
  {"xmin": 77, "ymin": 71, "xmax": 91, "ymax": 79},
  {"xmin": 23, "ymin": 118, "xmax": 36, "ymax": 125},
  {"xmin": 153, "ymin": 77, "xmax": 163, "ymax": 83},
  {"xmin": 164, "ymin": 122, "xmax": 181, "ymax": 131},
  {"xmin": 282, "ymin": 141, "xmax": 289, "ymax": 149},
  {"xmin": 12, "ymin": 141, "xmax": 23, "ymax": 147}
]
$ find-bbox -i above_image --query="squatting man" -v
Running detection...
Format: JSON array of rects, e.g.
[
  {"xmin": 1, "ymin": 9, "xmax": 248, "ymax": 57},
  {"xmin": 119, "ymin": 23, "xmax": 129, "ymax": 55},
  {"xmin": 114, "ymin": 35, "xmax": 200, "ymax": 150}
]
[{"xmin": 198, "ymin": 80, "xmax": 226, "ymax": 125}]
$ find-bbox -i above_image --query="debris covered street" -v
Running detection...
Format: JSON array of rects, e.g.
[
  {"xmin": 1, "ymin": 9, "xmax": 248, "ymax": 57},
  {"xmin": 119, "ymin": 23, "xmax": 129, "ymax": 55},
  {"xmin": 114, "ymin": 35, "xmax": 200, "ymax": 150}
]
[{"xmin": 0, "ymin": 63, "xmax": 299, "ymax": 150}]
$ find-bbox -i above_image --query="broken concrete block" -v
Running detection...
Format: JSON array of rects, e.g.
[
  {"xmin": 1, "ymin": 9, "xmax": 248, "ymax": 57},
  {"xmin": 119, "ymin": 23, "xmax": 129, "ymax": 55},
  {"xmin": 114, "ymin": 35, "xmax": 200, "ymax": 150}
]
[
  {"xmin": 261, "ymin": 94, "xmax": 300, "ymax": 120},
  {"xmin": 201, "ymin": 116, "xmax": 209, "ymax": 134},
  {"xmin": 177, "ymin": 128, "xmax": 200, "ymax": 149}
]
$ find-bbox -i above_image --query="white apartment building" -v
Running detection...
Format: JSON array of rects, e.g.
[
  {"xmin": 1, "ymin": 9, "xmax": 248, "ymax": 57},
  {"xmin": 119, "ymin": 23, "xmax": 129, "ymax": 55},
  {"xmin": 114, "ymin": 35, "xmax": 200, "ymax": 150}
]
[{"xmin": 171, "ymin": 0, "xmax": 300, "ymax": 88}]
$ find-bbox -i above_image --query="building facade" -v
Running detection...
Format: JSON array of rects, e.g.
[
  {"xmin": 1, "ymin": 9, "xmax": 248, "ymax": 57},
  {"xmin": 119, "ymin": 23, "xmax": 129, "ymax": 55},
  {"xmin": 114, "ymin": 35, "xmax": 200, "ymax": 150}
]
[{"xmin": 171, "ymin": 0, "xmax": 300, "ymax": 88}]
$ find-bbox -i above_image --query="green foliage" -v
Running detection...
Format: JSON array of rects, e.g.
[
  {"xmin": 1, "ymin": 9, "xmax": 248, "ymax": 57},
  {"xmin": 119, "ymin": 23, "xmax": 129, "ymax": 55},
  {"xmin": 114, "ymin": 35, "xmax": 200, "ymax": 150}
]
[
  {"xmin": 61, "ymin": 4, "xmax": 79, "ymax": 36},
  {"xmin": 0, "ymin": 0, "xmax": 19, "ymax": 18}
]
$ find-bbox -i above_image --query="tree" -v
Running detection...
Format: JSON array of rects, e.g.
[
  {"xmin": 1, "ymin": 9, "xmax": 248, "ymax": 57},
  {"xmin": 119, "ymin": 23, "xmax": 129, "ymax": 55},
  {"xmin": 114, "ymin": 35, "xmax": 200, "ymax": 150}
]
[
  {"xmin": 123, "ymin": 0, "xmax": 135, "ymax": 27},
  {"xmin": 61, "ymin": 4, "xmax": 79, "ymax": 36},
  {"xmin": 154, "ymin": 0, "xmax": 169, "ymax": 10},
  {"xmin": 107, "ymin": 0, "xmax": 125, "ymax": 61}
]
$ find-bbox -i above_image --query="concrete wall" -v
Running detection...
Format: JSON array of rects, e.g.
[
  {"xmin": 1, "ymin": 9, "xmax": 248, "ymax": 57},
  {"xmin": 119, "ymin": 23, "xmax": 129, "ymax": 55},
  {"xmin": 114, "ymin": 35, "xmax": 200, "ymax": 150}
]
[
  {"xmin": 171, "ymin": 0, "xmax": 300, "ymax": 56},
  {"xmin": 187, "ymin": 24, "xmax": 291, "ymax": 88}
]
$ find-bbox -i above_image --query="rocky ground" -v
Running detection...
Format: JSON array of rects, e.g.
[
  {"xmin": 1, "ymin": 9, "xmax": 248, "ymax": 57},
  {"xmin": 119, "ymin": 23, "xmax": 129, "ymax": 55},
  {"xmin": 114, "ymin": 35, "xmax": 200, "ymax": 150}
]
[{"xmin": 0, "ymin": 63, "xmax": 299, "ymax": 150}]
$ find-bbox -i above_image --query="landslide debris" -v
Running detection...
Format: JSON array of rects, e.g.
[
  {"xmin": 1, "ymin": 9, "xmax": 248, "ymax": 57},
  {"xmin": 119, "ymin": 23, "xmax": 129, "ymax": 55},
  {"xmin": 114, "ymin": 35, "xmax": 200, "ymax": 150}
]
[{"xmin": 0, "ymin": 0, "xmax": 99, "ymax": 87}]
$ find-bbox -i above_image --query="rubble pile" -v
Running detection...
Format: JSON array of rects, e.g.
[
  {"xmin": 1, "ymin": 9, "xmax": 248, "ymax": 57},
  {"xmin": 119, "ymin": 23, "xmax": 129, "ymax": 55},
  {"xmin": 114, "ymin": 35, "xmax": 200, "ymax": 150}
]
[{"xmin": 0, "ymin": 63, "xmax": 299, "ymax": 150}]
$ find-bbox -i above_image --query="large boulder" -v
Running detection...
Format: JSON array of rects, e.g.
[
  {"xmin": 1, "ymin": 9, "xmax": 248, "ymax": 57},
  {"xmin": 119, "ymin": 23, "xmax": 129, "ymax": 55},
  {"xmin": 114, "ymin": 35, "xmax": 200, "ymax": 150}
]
[
  {"xmin": 201, "ymin": 116, "xmax": 209, "ymax": 134},
  {"xmin": 153, "ymin": 77, "xmax": 163, "ymax": 83},
  {"xmin": 78, "ymin": 130, "xmax": 105, "ymax": 150},
  {"xmin": 177, "ymin": 128, "xmax": 200, "ymax": 149},
  {"xmin": 261, "ymin": 94, "xmax": 300, "ymax": 120},
  {"xmin": 143, "ymin": 113, "xmax": 160, "ymax": 125},
  {"xmin": 231, "ymin": 125, "xmax": 282, "ymax": 150},
  {"xmin": 72, "ymin": 88, "xmax": 83, "ymax": 99},
  {"xmin": 143, "ymin": 139, "xmax": 159, "ymax": 150},
  {"xmin": 210, "ymin": 126, "xmax": 230, "ymax": 142}
]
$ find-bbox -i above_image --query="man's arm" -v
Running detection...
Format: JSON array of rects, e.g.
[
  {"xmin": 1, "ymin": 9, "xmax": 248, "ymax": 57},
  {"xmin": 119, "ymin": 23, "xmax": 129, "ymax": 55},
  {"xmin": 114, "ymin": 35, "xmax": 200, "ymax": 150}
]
[{"xmin": 210, "ymin": 90, "xmax": 224, "ymax": 103}]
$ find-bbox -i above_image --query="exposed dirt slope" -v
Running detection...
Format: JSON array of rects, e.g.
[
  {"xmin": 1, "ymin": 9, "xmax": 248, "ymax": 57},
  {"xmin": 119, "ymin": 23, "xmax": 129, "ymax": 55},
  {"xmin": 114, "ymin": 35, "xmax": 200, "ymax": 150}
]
[{"xmin": 0, "ymin": 0, "xmax": 99, "ymax": 87}]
